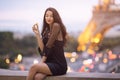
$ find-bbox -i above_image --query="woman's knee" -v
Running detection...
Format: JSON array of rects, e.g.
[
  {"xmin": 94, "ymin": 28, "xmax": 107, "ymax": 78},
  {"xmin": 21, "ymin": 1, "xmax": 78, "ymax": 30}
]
[
  {"xmin": 29, "ymin": 64, "xmax": 38, "ymax": 72},
  {"xmin": 29, "ymin": 63, "xmax": 43, "ymax": 73},
  {"xmin": 34, "ymin": 73, "xmax": 46, "ymax": 80}
]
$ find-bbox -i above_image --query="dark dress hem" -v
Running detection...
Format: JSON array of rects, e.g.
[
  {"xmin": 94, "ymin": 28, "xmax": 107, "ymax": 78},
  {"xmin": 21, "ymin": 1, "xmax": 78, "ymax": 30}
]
[{"xmin": 46, "ymin": 62, "xmax": 67, "ymax": 76}]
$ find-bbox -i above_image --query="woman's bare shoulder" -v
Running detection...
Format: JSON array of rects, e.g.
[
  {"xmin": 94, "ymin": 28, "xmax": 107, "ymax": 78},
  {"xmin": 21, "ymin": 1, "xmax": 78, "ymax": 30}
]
[{"xmin": 52, "ymin": 23, "xmax": 60, "ymax": 29}]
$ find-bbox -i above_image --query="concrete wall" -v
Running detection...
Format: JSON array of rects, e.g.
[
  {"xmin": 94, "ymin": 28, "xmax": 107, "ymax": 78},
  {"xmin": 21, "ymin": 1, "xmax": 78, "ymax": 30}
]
[{"xmin": 0, "ymin": 69, "xmax": 120, "ymax": 80}]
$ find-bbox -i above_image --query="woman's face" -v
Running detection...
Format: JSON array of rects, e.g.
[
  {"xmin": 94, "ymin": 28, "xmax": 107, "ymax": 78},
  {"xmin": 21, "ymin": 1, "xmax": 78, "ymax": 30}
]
[{"xmin": 45, "ymin": 10, "xmax": 54, "ymax": 25}]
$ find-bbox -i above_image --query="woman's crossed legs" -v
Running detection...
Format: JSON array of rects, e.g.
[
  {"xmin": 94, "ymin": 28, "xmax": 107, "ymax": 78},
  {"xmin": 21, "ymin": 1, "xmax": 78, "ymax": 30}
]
[{"xmin": 26, "ymin": 62, "xmax": 52, "ymax": 80}]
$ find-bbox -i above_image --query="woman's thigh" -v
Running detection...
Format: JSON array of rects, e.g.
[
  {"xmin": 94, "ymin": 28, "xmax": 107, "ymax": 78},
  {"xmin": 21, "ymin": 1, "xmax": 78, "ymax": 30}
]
[{"xmin": 31, "ymin": 63, "xmax": 52, "ymax": 75}]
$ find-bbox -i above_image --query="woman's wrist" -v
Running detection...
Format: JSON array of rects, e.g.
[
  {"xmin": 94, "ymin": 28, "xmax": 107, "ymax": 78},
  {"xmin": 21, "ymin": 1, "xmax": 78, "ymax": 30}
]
[
  {"xmin": 35, "ymin": 33, "xmax": 41, "ymax": 38},
  {"xmin": 41, "ymin": 56, "xmax": 47, "ymax": 62},
  {"xmin": 35, "ymin": 32, "xmax": 40, "ymax": 36}
]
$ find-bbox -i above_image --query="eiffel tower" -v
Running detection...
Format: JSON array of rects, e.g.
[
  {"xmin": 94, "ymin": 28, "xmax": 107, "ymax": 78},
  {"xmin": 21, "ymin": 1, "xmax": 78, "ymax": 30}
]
[{"xmin": 77, "ymin": 0, "xmax": 120, "ymax": 52}]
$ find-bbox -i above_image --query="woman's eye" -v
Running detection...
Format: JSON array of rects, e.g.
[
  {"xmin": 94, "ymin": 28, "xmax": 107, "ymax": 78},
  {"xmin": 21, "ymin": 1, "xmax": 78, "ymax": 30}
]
[{"xmin": 45, "ymin": 15, "xmax": 53, "ymax": 18}]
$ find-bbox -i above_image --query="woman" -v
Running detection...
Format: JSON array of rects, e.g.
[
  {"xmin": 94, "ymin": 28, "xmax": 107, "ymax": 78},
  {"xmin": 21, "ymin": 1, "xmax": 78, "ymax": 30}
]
[{"xmin": 26, "ymin": 7, "xmax": 68, "ymax": 80}]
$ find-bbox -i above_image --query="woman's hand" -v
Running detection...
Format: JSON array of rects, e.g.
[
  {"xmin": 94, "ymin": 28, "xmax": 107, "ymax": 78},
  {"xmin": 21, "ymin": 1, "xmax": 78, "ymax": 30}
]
[
  {"xmin": 32, "ymin": 23, "xmax": 39, "ymax": 35},
  {"xmin": 40, "ymin": 56, "xmax": 47, "ymax": 63},
  {"xmin": 32, "ymin": 23, "xmax": 44, "ymax": 52}
]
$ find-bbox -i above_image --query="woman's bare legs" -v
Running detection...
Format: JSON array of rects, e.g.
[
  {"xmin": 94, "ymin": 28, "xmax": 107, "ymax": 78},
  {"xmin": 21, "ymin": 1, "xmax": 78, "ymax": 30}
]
[
  {"xmin": 34, "ymin": 73, "xmax": 46, "ymax": 80},
  {"xmin": 26, "ymin": 63, "xmax": 52, "ymax": 80}
]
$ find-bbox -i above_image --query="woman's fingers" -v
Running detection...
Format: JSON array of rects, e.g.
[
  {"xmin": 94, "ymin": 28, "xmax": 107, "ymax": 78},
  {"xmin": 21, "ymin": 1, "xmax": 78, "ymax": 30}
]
[
  {"xmin": 33, "ymin": 24, "xmax": 38, "ymax": 30},
  {"xmin": 35, "ymin": 23, "xmax": 38, "ymax": 29},
  {"xmin": 33, "ymin": 23, "xmax": 38, "ymax": 30},
  {"xmin": 32, "ymin": 23, "xmax": 39, "ymax": 34}
]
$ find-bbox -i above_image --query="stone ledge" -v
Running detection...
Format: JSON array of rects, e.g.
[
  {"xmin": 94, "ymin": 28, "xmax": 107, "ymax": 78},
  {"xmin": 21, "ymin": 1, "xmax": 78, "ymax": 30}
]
[{"xmin": 0, "ymin": 69, "xmax": 120, "ymax": 80}]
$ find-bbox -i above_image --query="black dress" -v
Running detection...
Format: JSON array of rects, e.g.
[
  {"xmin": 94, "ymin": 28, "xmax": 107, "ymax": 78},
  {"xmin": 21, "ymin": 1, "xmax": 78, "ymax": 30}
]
[{"xmin": 38, "ymin": 23, "xmax": 67, "ymax": 76}]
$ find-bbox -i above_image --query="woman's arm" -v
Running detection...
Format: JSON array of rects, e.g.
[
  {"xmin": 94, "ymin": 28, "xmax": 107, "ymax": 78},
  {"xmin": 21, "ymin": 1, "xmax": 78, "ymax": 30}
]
[
  {"xmin": 32, "ymin": 24, "xmax": 47, "ymax": 62},
  {"xmin": 35, "ymin": 33, "xmax": 47, "ymax": 63},
  {"xmin": 46, "ymin": 23, "xmax": 60, "ymax": 48},
  {"xmin": 35, "ymin": 33, "xmax": 44, "ymax": 51},
  {"xmin": 32, "ymin": 23, "xmax": 44, "ymax": 51},
  {"xmin": 43, "ymin": 23, "xmax": 61, "ymax": 57}
]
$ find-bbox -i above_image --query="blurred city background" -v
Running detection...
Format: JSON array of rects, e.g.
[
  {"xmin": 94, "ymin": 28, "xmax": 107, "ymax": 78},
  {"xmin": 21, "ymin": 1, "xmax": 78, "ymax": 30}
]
[{"xmin": 0, "ymin": 0, "xmax": 120, "ymax": 73}]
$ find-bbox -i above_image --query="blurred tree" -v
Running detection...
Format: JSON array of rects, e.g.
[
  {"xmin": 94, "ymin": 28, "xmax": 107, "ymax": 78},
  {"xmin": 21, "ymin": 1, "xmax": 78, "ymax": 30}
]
[
  {"xmin": 98, "ymin": 37, "xmax": 120, "ymax": 51},
  {"xmin": 15, "ymin": 35, "xmax": 37, "ymax": 56},
  {"xmin": 0, "ymin": 57, "xmax": 9, "ymax": 69},
  {"xmin": 64, "ymin": 35, "xmax": 78, "ymax": 52},
  {"xmin": 0, "ymin": 32, "xmax": 14, "ymax": 55}
]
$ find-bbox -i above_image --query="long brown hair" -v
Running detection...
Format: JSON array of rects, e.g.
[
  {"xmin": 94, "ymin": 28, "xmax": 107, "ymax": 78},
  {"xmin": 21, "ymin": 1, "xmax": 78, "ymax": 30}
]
[{"xmin": 41, "ymin": 7, "xmax": 67, "ymax": 45}]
